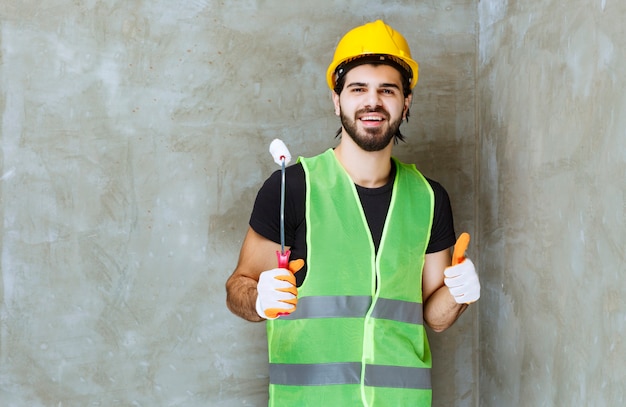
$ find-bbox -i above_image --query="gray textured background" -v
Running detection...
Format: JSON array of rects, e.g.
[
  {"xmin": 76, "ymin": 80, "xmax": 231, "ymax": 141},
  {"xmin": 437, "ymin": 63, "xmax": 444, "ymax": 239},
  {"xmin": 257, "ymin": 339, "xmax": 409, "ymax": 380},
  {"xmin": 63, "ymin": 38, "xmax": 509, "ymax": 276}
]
[
  {"xmin": 478, "ymin": 0, "xmax": 625, "ymax": 405},
  {"xmin": 0, "ymin": 1, "xmax": 623, "ymax": 406}
]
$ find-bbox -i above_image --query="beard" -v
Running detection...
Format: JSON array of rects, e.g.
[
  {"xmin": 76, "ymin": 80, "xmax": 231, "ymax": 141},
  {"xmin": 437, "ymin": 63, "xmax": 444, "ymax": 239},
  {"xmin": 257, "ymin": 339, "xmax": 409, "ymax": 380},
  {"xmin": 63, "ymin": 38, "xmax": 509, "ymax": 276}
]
[{"xmin": 340, "ymin": 107, "xmax": 404, "ymax": 152}]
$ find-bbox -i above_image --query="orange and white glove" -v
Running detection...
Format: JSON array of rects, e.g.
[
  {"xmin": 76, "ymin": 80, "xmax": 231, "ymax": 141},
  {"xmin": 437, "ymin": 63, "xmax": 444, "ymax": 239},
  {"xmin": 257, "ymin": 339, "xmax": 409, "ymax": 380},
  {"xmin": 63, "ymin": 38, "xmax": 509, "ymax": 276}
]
[
  {"xmin": 255, "ymin": 259, "xmax": 304, "ymax": 319},
  {"xmin": 444, "ymin": 259, "xmax": 480, "ymax": 304}
]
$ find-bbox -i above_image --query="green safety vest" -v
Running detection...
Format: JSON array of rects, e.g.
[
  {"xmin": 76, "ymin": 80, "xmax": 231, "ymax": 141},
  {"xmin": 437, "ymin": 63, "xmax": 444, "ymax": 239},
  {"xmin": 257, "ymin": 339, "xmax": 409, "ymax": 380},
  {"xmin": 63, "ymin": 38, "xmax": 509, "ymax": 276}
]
[{"xmin": 267, "ymin": 149, "xmax": 434, "ymax": 406}]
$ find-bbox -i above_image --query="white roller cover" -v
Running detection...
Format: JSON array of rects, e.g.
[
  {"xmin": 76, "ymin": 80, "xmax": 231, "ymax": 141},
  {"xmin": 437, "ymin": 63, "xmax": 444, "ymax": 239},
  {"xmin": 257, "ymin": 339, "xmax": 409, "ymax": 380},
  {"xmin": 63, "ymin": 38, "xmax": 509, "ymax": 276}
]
[{"xmin": 269, "ymin": 139, "xmax": 291, "ymax": 166}]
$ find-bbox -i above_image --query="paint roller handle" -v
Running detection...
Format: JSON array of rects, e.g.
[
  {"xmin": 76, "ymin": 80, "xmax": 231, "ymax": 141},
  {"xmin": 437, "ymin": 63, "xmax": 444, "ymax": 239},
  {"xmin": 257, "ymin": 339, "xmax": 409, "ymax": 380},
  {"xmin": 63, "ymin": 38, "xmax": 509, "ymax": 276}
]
[
  {"xmin": 276, "ymin": 252, "xmax": 304, "ymax": 275},
  {"xmin": 276, "ymin": 250, "xmax": 291, "ymax": 269}
]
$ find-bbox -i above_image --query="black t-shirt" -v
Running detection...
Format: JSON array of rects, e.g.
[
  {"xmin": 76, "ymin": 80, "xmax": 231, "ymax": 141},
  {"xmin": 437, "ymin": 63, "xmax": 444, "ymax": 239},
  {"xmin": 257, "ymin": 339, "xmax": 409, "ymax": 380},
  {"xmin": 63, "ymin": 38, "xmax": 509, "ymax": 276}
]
[{"xmin": 250, "ymin": 161, "xmax": 456, "ymax": 286}]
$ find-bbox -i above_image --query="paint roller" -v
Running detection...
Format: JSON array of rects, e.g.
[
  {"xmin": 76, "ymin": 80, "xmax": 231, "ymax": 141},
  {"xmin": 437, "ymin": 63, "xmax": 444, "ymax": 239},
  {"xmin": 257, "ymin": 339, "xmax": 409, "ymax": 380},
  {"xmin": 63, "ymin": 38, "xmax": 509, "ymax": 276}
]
[{"xmin": 269, "ymin": 139, "xmax": 291, "ymax": 269}]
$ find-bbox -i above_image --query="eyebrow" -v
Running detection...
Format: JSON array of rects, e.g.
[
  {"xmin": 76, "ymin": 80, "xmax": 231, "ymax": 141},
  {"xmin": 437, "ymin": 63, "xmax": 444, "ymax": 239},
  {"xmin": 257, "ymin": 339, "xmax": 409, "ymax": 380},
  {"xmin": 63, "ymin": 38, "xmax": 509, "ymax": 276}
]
[{"xmin": 346, "ymin": 82, "xmax": 401, "ymax": 90}]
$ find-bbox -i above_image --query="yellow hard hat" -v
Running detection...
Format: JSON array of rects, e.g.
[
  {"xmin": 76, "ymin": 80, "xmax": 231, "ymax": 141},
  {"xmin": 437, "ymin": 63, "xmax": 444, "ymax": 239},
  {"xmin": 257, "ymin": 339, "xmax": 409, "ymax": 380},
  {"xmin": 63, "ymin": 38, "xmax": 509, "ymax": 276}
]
[{"xmin": 326, "ymin": 20, "xmax": 419, "ymax": 90}]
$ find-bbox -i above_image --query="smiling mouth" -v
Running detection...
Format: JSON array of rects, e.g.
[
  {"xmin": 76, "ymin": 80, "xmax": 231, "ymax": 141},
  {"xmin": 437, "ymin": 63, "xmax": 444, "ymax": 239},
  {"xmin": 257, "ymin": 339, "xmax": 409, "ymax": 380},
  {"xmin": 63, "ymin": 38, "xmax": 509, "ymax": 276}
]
[
  {"xmin": 357, "ymin": 108, "xmax": 389, "ymax": 124},
  {"xmin": 360, "ymin": 115, "xmax": 384, "ymax": 122},
  {"xmin": 358, "ymin": 114, "xmax": 387, "ymax": 128}
]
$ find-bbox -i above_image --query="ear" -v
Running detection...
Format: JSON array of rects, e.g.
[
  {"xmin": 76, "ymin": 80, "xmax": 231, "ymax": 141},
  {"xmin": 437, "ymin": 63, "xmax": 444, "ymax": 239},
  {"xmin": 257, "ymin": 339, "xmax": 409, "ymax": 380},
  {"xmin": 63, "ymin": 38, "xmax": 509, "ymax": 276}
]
[
  {"xmin": 403, "ymin": 94, "xmax": 413, "ymax": 119},
  {"xmin": 332, "ymin": 91, "xmax": 341, "ymax": 116}
]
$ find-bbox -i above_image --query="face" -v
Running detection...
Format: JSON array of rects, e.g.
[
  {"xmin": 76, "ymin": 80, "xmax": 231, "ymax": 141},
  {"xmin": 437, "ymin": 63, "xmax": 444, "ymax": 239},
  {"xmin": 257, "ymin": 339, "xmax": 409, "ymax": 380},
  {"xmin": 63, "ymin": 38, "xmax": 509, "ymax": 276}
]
[{"xmin": 333, "ymin": 64, "xmax": 411, "ymax": 152}]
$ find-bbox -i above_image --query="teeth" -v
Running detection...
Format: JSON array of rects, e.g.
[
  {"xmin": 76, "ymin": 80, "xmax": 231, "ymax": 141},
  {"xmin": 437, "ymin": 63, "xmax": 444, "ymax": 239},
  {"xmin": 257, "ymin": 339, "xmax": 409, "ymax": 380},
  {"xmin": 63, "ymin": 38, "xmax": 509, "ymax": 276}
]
[{"xmin": 361, "ymin": 116, "xmax": 382, "ymax": 121}]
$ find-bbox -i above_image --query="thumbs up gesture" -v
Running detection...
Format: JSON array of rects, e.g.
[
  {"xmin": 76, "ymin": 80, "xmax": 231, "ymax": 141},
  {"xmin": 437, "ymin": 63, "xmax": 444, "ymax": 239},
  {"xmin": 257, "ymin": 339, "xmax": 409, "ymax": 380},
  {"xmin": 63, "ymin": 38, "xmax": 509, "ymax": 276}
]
[{"xmin": 444, "ymin": 233, "xmax": 480, "ymax": 304}]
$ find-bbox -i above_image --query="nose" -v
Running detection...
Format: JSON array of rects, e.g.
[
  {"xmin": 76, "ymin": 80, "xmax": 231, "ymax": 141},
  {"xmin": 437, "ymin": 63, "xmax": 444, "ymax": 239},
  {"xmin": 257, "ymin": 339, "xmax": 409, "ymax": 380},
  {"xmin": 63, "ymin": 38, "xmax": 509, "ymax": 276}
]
[{"xmin": 364, "ymin": 88, "xmax": 382, "ymax": 108}]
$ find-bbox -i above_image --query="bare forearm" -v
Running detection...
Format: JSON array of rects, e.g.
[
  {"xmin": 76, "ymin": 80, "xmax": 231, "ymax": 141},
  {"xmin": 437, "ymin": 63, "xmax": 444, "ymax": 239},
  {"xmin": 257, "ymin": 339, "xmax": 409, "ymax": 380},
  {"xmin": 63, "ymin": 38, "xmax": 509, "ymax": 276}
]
[
  {"xmin": 225, "ymin": 274, "xmax": 263, "ymax": 322},
  {"xmin": 423, "ymin": 285, "xmax": 468, "ymax": 332}
]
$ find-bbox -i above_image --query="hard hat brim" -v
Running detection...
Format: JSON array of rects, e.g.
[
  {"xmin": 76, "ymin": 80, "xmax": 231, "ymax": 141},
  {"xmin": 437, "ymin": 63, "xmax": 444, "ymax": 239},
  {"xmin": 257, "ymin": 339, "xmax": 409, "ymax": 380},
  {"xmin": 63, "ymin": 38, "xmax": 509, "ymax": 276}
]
[{"xmin": 329, "ymin": 53, "xmax": 417, "ymax": 92}]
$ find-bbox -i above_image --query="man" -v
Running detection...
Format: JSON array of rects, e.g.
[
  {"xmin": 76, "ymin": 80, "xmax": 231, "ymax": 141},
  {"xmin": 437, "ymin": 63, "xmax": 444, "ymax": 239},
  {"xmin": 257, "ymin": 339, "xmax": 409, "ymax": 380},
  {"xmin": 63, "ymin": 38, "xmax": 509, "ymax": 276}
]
[{"xmin": 226, "ymin": 20, "xmax": 480, "ymax": 406}]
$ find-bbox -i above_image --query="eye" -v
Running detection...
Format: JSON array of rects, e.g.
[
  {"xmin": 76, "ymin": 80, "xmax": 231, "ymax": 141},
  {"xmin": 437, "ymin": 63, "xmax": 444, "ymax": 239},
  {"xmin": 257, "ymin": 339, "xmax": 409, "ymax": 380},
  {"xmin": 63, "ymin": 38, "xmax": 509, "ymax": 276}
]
[{"xmin": 381, "ymin": 88, "xmax": 395, "ymax": 95}]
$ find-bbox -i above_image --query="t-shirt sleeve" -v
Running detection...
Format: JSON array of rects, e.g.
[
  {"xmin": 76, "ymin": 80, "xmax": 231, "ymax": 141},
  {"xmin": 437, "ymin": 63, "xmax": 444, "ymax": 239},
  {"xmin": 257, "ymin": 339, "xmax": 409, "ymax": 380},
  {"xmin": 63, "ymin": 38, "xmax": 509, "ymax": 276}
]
[{"xmin": 425, "ymin": 178, "xmax": 457, "ymax": 253}]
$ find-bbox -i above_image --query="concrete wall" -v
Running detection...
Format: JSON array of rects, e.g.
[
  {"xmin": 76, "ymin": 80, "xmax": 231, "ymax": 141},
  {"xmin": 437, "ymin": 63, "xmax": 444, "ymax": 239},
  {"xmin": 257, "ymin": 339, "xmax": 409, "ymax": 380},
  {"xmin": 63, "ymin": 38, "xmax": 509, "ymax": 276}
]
[
  {"xmin": 0, "ymin": 1, "xmax": 477, "ymax": 406},
  {"xmin": 478, "ymin": 1, "xmax": 626, "ymax": 406}
]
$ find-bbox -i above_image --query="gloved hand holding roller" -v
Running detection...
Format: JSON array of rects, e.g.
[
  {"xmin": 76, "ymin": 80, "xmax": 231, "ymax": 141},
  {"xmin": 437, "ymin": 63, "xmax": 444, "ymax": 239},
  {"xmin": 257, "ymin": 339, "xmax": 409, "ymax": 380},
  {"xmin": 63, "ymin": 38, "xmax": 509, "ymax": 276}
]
[
  {"xmin": 256, "ymin": 259, "xmax": 305, "ymax": 319},
  {"xmin": 444, "ymin": 232, "xmax": 481, "ymax": 304}
]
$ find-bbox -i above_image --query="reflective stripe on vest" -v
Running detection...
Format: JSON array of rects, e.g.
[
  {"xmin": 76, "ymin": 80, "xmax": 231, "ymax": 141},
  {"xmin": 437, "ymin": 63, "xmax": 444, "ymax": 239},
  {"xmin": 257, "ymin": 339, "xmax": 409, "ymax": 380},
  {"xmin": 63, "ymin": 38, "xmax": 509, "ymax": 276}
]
[
  {"xmin": 270, "ymin": 362, "xmax": 431, "ymax": 389},
  {"xmin": 270, "ymin": 362, "xmax": 361, "ymax": 386},
  {"xmin": 280, "ymin": 295, "xmax": 423, "ymax": 324}
]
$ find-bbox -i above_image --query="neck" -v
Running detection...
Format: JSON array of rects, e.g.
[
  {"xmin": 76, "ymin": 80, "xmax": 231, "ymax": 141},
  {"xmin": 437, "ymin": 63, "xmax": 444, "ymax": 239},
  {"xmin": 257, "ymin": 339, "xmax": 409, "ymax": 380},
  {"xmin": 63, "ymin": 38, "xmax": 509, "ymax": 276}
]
[{"xmin": 334, "ymin": 135, "xmax": 393, "ymax": 188}]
